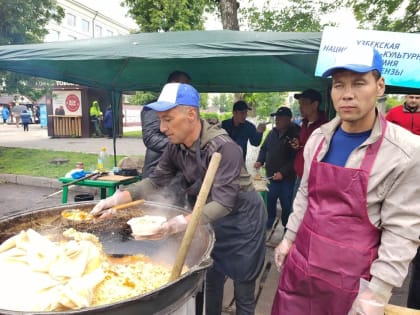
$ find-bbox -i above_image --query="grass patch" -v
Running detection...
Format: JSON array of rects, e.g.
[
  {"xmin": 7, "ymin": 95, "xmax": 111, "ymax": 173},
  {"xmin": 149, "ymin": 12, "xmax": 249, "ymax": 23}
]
[
  {"xmin": 0, "ymin": 147, "xmax": 134, "ymax": 178},
  {"xmin": 123, "ymin": 130, "xmax": 142, "ymax": 138}
]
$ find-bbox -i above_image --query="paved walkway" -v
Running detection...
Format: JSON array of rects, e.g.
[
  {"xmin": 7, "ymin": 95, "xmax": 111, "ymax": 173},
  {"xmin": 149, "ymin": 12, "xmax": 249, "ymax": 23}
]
[{"xmin": 0, "ymin": 123, "xmax": 146, "ymax": 156}]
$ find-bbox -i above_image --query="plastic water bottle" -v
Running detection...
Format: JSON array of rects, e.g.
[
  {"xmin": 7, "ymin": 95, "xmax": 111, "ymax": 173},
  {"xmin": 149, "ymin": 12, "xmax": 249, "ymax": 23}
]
[{"xmin": 97, "ymin": 147, "xmax": 109, "ymax": 172}]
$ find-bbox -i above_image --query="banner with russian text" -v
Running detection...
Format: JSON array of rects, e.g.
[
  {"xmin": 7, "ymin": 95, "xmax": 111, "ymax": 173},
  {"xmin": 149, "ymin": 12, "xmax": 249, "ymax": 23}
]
[{"xmin": 315, "ymin": 27, "xmax": 420, "ymax": 89}]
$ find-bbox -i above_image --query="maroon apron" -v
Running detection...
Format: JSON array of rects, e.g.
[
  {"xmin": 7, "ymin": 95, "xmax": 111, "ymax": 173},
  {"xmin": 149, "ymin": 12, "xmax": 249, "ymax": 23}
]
[{"xmin": 271, "ymin": 117, "xmax": 387, "ymax": 315}]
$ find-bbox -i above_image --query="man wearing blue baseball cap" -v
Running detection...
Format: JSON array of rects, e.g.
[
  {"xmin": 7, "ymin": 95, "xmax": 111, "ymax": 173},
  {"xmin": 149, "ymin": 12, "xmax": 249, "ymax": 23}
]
[
  {"xmin": 271, "ymin": 46, "xmax": 420, "ymax": 315},
  {"xmin": 141, "ymin": 70, "xmax": 191, "ymax": 178},
  {"xmin": 92, "ymin": 83, "xmax": 267, "ymax": 315}
]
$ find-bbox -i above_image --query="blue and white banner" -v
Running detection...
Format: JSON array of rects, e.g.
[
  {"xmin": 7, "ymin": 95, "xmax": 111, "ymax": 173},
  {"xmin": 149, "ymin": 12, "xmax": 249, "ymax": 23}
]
[{"xmin": 315, "ymin": 27, "xmax": 420, "ymax": 89}]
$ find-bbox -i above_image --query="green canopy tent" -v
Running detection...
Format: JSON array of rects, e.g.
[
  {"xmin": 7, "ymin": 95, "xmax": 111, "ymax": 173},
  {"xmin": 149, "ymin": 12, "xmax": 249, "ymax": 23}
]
[
  {"xmin": 1, "ymin": 30, "xmax": 417, "ymax": 93},
  {"xmin": 0, "ymin": 30, "xmax": 417, "ymax": 162},
  {"xmin": 0, "ymin": 30, "xmax": 329, "ymax": 164},
  {"xmin": 0, "ymin": 30, "xmax": 329, "ymax": 92}
]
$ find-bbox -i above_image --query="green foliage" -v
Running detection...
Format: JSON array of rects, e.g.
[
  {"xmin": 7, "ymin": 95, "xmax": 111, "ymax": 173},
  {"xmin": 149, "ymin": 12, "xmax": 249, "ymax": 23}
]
[
  {"xmin": 122, "ymin": 0, "xmax": 209, "ymax": 32},
  {"xmin": 2, "ymin": 72, "xmax": 56, "ymax": 102},
  {"xmin": 347, "ymin": 0, "xmax": 419, "ymax": 32},
  {"xmin": 241, "ymin": 0, "xmax": 418, "ymax": 33},
  {"xmin": 128, "ymin": 91, "xmax": 158, "ymax": 105},
  {"xmin": 290, "ymin": 100, "xmax": 301, "ymax": 118},
  {"xmin": 200, "ymin": 111, "xmax": 232, "ymax": 121},
  {"xmin": 122, "ymin": 0, "xmax": 212, "ymax": 109},
  {"xmin": 385, "ymin": 95, "xmax": 402, "ymax": 112},
  {"xmin": 240, "ymin": 0, "xmax": 332, "ymax": 32},
  {"xmin": 0, "ymin": 0, "xmax": 64, "ymax": 45},
  {"xmin": 211, "ymin": 93, "xmax": 234, "ymax": 112},
  {"xmin": 200, "ymin": 112, "xmax": 218, "ymax": 120},
  {"xmin": 200, "ymin": 93, "xmax": 209, "ymax": 109},
  {"xmin": 0, "ymin": 0, "xmax": 64, "ymax": 100},
  {"xmin": 243, "ymin": 92, "xmax": 287, "ymax": 120}
]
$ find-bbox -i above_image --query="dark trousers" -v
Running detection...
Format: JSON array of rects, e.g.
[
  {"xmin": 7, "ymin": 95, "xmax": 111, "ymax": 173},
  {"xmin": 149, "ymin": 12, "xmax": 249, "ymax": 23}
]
[
  {"xmin": 23, "ymin": 123, "xmax": 29, "ymax": 131},
  {"xmin": 292, "ymin": 176, "xmax": 302, "ymax": 200},
  {"xmin": 267, "ymin": 180, "xmax": 294, "ymax": 228},
  {"xmin": 205, "ymin": 267, "xmax": 256, "ymax": 315},
  {"xmin": 289, "ymin": 177, "xmax": 302, "ymax": 217},
  {"xmin": 407, "ymin": 248, "xmax": 420, "ymax": 309},
  {"xmin": 90, "ymin": 118, "xmax": 102, "ymax": 136}
]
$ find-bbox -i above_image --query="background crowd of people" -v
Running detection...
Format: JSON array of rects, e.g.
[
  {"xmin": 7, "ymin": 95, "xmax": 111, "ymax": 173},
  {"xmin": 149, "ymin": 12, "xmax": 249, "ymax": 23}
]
[{"xmin": 1, "ymin": 102, "xmax": 40, "ymax": 131}]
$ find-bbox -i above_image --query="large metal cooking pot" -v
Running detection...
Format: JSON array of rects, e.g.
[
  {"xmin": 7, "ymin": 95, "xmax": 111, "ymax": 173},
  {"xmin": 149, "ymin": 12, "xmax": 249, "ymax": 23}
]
[{"xmin": 0, "ymin": 201, "xmax": 215, "ymax": 315}]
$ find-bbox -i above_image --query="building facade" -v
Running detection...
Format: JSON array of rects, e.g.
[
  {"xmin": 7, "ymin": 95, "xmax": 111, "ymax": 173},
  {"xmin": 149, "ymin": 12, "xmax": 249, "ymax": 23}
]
[{"xmin": 45, "ymin": 0, "xmax": 135, "ymax": 42}]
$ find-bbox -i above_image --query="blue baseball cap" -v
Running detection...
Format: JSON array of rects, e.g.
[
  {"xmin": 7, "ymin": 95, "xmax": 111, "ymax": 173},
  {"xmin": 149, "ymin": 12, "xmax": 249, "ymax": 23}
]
[
  {"xmin": 322, "ymin": 46, "xmax": 383, "ymax": 78},
  {"xmin": 145, "ymin": 83, "xmax": 200, "ymax": 111}
]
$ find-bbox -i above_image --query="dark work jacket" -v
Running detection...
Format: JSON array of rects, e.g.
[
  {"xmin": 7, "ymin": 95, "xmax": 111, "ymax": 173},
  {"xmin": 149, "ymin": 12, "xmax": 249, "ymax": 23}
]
[
  {"xmin": 221, "ymin": 118, "xmax": 263, "ymax": 160},
  {"xmin": 141, "ymin": 107, "xmax": 169, "ymax": 178},
  {"xmin": 20, "ymin": 111, "xmax": 31, "ymax": 124},
  {"xmin": 146, "ymin": 120, "xmax": 267, "ymax": 280},
  {"xmin": 257, "ymin": 124, "xmax": 300, "ymax": 182}
]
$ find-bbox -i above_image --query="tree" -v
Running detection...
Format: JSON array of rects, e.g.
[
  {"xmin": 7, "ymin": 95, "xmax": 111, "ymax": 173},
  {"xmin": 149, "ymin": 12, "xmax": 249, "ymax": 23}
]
[
  {"xmin": 243, "ymin": 92, "xmax": 286, "ymax": 119},
  {"xmin": 122, "ymin": 0, "xmax": 209, "ymax": 32},
  {"xmin": 348, "ymin": 0, "xmax": 419, "ymax": 32},
  {"xmin": 290, "ymin": 100, "xmax": 301, "ymax": 118},
  {"xmin": 212, "ymin": 93, "xmax": 234, "ymax": 112},
  {"xmin": 0, "ymin": 0, "xmax": 64, "ymax": 98},
  {"xmin": 200, "ymin": 93, "xmax": 209, "ymax": 109},
  {"xmin": 240, "ymin": 0, "xmax": 418, "ymax": 33},
  {"xmin": 122, "ymin": 0, "xmax": 215, "ymax": 106},
  {"xmin": 240, "ymin": 0, "xmax": 336, "ymax": 32},
  {"xmin": 128, "ymin": 91, "xmax": 158, "ymax": 105},
  {"xmin": 218, "ymin": 0, "xmax": 239, "ymax": 30},
  {"xmin": 2, "ymin": 72, "xmax": 56, "ymax": 101},
  {"xmin": 385, "ymin": 95, "xmax": 403, "ymax": 112},
  {"xmin": 0, "ymin": 0, "xmax": 64, "ymax": 45},
  {"xmin": 123, "ymin": 0, "xmax": 244, "ymax": 32}
]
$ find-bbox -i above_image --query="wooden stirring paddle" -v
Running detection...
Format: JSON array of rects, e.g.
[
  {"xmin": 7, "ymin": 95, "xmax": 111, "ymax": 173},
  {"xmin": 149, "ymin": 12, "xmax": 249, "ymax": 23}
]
[
  {"xmin": 111, "ymin": 199, "xmax": 145, "ymax": 212},
  {"xmin": 169, "ymin": 152, "xmax": 222, "ymax": 281}
]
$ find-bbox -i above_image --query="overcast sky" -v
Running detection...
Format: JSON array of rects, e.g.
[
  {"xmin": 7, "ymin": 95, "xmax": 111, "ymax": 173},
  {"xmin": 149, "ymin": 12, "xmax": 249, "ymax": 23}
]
[{"xmin": 80, "ymin": 0, "xmax": 138, "ymax": 29}]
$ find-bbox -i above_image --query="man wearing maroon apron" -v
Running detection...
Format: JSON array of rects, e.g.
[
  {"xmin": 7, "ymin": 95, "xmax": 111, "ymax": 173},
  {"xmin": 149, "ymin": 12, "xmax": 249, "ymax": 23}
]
[{"xmin": 271, "ymin": 46, "xmax": 420, "ymax": 315}]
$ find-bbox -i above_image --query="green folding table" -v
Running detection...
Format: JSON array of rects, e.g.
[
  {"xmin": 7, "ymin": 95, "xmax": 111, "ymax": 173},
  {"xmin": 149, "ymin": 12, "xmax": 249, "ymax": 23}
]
[{"xmin": 58, "ymin": 175, "xmax": 140, "ymax": 204}]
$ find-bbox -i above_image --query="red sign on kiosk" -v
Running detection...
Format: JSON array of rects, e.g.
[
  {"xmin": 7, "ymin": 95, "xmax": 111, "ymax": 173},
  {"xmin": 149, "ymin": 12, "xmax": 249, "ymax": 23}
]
[{"xmin": 65, "ymin": 94, "xmax": 81, "ymax": 112}]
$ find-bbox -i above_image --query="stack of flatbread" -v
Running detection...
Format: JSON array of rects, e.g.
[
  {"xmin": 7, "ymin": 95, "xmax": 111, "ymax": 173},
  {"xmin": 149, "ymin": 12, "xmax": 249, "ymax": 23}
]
[
  {"xmin": 253, "ymin": 178, "xmax": 269, "ymax": 192},
  {"xmin": 127, "ymin": 215, "xmax": 167, "ymax": 236},
  {"xmin": 0, "ymin": 229, "xmax": 105, "ymax": 312}
]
